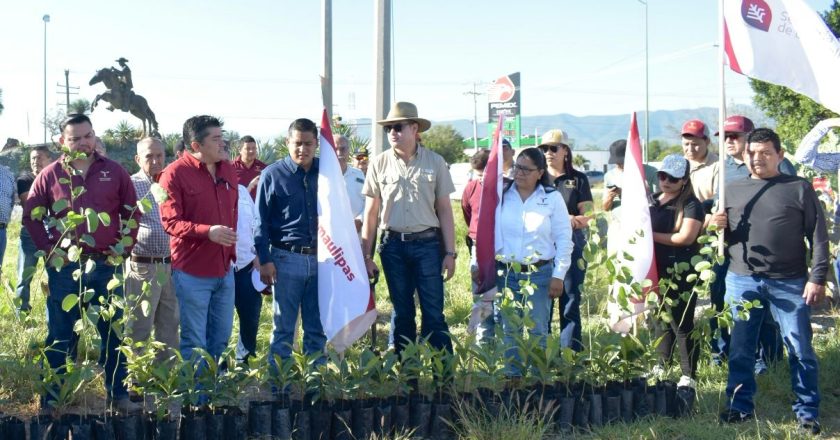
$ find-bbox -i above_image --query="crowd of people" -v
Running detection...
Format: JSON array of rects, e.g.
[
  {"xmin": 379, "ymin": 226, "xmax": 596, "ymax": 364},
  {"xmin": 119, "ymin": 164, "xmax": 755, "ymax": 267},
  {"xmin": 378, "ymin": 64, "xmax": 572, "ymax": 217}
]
[{"xmin": 4, "ymin": 104, "xmax": 831, "ymax": 433}]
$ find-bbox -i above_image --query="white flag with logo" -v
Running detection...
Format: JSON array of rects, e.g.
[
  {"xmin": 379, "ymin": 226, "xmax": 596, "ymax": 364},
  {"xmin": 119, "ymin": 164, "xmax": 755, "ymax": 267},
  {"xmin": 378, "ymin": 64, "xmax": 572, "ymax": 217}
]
[
  {"xmin": 317, "ymin": 109, "xmax": 377, "ymax": 353},
  {"xmin": 724, "ymin": 0, "xmax": 840, "ymax": 114}
]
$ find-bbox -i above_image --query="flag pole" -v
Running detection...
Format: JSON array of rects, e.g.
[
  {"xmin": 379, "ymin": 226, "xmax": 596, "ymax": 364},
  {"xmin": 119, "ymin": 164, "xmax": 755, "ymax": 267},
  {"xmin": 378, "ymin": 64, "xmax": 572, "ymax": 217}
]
[{"xmin": 717, "ymin": 0, "xmax": 727, "ymax": 256}]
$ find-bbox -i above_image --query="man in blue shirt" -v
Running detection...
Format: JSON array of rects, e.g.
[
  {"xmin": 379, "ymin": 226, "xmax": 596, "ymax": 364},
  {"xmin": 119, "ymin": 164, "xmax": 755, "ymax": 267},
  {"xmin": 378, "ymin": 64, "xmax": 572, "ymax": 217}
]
[{"xmin": 256, "ymin": 118, "xmax": 326, "ymax": 363}]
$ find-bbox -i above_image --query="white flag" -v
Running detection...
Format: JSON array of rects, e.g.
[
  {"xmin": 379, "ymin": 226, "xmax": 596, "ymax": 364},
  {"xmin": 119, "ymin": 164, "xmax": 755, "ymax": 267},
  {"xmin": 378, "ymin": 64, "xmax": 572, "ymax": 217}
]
[
  {"xmin": 724, "ymin": 0, "xmax": 840, "ymax": 114},
  {"xmin": 317, "ymin": 109, "xmax": 377, "ymax": 353}
]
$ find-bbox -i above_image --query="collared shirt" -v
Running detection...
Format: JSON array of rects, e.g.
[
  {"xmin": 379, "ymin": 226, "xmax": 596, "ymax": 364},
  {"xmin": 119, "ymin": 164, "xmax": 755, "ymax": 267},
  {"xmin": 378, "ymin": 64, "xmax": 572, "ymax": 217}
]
[
  {"xmin": 363, "ymin": 145, "xmax": 455, "ymax": 233},
  {"xmin": 498, "ymin": 184, "xmax": 573, "ymax": 279},
  {"xmin": 254, "ymin": 156, "xmax": 319, "ymax": 264},
  {"xmin": 158, "ymin": 153, "xmax": 238, "ymax": 278},
  {"xmin": 0, "ymin": 165, "xmax": 15, "ymax": 224},
  {"xmin": 688, "ymin": 152, "xmax": 719, "ymax": 202},
  {"xmin": 233, "ymin": 157, "xmax": 268, "ymax": 200},
  {"xmin": 795, "ymin": 119, "xmax": 840, "ymax": 173},
  {"xmin": 235, "ymin": 185, "xmax": 259, "ymax": 270},
  {"xmin": 724, "ymin": 155, "xmax": 797, "ymax": 184},
  {"xmin": 23, "ymin": 153, "xmax": 139, "ymax": 254},
  {"xmin": 461, "ymin": 179, "xmax": 482, "ymax": 240},
  {"xmin": 343, "ymin": 166, "xmax": 366, "ymax": 219},
  {"xmin": 130, "ymin": 171, "xmax": 170, "ymax": 258}
]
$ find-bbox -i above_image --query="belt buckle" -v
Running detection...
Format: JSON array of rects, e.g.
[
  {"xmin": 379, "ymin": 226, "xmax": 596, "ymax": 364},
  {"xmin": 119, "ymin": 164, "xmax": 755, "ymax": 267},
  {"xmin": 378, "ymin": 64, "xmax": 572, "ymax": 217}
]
[
  {"xmin": 400, "ymin": 232, "xmax": 408, "ymax": 241},
  {"xmin": 301, "ymin": 246, "xmax": 314, "ymax": 253}
]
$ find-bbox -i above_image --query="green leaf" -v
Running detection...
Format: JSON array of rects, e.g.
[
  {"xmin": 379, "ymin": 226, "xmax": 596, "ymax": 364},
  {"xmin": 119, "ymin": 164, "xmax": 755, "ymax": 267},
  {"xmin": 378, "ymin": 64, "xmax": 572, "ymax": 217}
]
[
  {"xmin": 80, "ymin": 234, "xmax": 96, "ymax": 248},
  {"xmin": 140, "ymin": 299, "xmax": 150, "ymax": 317},
  {"xmin": 61, "ymin": 294, "xmax": 79, "ymax": 312},
  {"xmin": 98, "ymin": 212, "xmax": 111, "ymax": 226},
  {"xmin": 31, "ymin": 206, "xmax": 47, "ymax": 221},
  {"xmin": 85, "ymin": 208, "xmax": 99, "ymax": 233},
  {"xmin": 85, "ymin": 258, "xmax": 96, "ymax": 274},
  {"xmin": 52, "ymin": 199, "xmax": 69, "ymax": 213},
  {"xmin": 107, "ymin": 277, "xmax": 122, "ymax": 291},
  {"xmin": 138, "ymin": 198, "xmax": 152, "ymax": 215}
]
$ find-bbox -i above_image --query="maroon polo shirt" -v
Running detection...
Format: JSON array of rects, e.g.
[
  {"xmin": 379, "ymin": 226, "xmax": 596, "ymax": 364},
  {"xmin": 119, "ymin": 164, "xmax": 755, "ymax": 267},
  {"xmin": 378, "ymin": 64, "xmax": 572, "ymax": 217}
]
[
  {"xmin": 233, "ymin": 157, "xmax": 267, "ymax": 200},
  {"xmin": 158, "ymin": 153, "xmax": 238, "ymax": 278},
  {"xmin": 460, "ymin": 179, "xmax": 483, "ymax": 240},
  {"xmin": 23, "ymin": 153, "xmax": 140, "ymax": 255}
]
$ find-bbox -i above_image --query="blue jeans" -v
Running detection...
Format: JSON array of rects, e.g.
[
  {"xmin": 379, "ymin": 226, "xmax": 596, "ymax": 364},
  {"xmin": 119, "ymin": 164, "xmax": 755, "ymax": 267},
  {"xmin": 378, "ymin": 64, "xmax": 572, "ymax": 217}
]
[
  {"xmin": 172, "ymin": 268, "xmax": 235, "ymax": 361},
  {"xmin": 725, "ymin": 272, "xmax": 819, "ymax": 420},
  {"xmin": 550, "ymin": 230, "xmax": 586, "ymax": 351},
  {"xmin": 15, "ymin": 228, "xmax": 38, "ymax": 314},
  {"xmin": 380, "ymin": 235, "xmax": 452, "ymax": 354},
  {"xmin": 44, "ymin": 260, "xmax": 128, "ymax": 401},
  {"xmin": 234, "ymin": 262, "xmax": 263, "ymax": 362},
  {"xmin": 496, "ymin": 262, "xmax": 553, "ymax": 376},
  {"xmin": 472, "ymin": 253, "xmax": 500, "ymax": 344},
  {"xmin": 269, "ymin": 248, "xmax": 325, "ymax": 362}
]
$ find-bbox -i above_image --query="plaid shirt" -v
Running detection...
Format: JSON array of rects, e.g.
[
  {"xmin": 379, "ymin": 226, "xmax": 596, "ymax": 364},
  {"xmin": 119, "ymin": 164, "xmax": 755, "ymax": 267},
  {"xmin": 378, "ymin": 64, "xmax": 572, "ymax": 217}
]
[
  {"xmin": 0, "ymin": 166, "xmax": 15, "ymax": 224},
  {"xmin": 131, "ymin": 171, "xmax": 170, "ymax": 257}
]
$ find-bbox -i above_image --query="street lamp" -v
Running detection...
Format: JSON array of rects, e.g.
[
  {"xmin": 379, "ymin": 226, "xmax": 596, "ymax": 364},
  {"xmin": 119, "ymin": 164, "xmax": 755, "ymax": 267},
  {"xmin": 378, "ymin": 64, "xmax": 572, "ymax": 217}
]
[
  {"xmin": 636, "ymin": 0, "xmax": 649, "ymax": 162},
  {"xmin": 43, "ymin": 14, "xmax": 50, "ymax": 143}
]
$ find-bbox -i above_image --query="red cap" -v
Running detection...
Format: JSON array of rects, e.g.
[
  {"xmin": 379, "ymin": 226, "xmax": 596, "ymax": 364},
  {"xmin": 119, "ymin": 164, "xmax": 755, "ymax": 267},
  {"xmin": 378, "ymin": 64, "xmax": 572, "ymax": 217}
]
[
  {"xmin": 681, "ymin": 119, "xmax": 710, "ymax": 138},
  {"xmin": 714, "ymin": 115, "xmax": 755, "ymax": 136}
]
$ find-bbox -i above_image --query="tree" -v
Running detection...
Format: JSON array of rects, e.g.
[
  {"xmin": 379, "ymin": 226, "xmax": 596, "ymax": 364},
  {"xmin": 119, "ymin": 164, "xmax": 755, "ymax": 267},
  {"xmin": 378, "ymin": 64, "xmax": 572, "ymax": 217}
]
[
  {"xmin": 223, "ymin": 130, "xmax": 241, "ymax": 145},
  {"xmin": 647, "ymin": 139, "xmax": 682, "ymax": 162},
  {"xmin": 572, "ymin": 154, "xmax": 591, "ymax": 170},
  {"xmin": 104, "ymin": 120, "xmax": 141, "ymax": 146},
  {"xmin": 750, "ymin": 1, "xmax": 840, "ymax": 150},
  {"xmin": 68, "ymin": 99, "xmax": 91, "ymax": 115},
  {"xmin": 420, "ymin": 124, "xmax": 467, "ymax": 164}
]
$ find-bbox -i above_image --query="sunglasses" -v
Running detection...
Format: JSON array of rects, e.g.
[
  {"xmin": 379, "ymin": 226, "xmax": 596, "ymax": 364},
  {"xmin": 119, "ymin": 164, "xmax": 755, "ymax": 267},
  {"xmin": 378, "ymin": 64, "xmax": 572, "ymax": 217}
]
[
  {"xmin": 383, "ymin": 123, "xmax": 407, "ymax": 133},
  {"xmin": 724, "ymin": 133, "xmax": 744, "ymax": 141},
  {"xmin": 657, "ymin": 172, "xmax": 682, "ymax": 184},
  {"xmin": 538, "ymin": 144, "xmax": 560, "ymax": 153}
]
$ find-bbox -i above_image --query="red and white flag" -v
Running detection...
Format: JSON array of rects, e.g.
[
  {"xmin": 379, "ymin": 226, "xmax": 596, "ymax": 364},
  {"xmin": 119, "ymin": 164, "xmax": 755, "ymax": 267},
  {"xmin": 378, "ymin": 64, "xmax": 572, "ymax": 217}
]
[
  {"xmin": 724, "ymin": 0, "xmax": 840, "ymax": 114},
  {"xmin": 317, "ymin": 109, "xmax": 377, "ymax": 352},
  {"xmin": 467, "ymin": 115, "xmax": 505, "ymax": 334},
  {"xmin": 608, "ymin": 113, "xmax": 658, "ymax": 334}
]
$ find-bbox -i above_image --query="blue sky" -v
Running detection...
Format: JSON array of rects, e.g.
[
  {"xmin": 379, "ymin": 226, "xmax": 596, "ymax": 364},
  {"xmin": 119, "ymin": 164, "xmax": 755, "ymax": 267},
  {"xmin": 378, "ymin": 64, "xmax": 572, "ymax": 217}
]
[{"xmin": 0, "ymin": 0, "xmax": 834, "ymax": 144}]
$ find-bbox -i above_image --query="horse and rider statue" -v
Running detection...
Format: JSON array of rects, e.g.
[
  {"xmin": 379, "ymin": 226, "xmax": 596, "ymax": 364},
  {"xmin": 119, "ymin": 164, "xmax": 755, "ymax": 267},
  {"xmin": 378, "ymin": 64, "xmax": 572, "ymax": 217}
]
[{"xmin": 89, "ymin": 57, "xmax": 160, "ymax": 137}]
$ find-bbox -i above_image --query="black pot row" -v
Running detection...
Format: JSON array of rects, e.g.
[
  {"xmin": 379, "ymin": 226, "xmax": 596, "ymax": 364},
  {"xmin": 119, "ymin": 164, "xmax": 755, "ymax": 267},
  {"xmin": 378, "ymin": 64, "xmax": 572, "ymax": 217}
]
[{"xmin": 465, "ymin": 378, "xmax": 695, "ymax": 433}]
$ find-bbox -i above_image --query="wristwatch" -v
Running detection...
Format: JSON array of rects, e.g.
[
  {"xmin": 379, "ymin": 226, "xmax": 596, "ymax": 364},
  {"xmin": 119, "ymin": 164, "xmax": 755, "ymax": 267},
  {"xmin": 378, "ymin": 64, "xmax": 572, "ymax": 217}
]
[{"xmin": 445, "ymin": 251, "xmax": 458, "ymax": 259}]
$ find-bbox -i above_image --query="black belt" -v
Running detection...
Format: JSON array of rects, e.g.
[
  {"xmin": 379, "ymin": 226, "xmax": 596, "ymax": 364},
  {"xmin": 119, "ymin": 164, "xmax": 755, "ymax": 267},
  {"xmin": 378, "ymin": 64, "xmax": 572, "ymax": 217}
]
[
  {"xmin": 131, "ymin": 255, "xmax": 171, "ymax": 264},
  {"xmin": 497, "ymin": 259, "xmax": 552, "ymax": 274},
  {"xmin": 383, "ymin": 228, "xmax": 439, "ymax": 242},
  {"xmin": 273, "ymin": 242, "xmax": 317, "ymax": 255}
]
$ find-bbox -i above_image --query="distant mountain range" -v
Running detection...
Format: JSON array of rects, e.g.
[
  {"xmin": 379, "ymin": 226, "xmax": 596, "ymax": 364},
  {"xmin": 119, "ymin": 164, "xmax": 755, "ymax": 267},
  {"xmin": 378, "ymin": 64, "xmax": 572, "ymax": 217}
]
[{"xmin": 353, "ymin": 107, "xmax": 725, "ymax": 149}]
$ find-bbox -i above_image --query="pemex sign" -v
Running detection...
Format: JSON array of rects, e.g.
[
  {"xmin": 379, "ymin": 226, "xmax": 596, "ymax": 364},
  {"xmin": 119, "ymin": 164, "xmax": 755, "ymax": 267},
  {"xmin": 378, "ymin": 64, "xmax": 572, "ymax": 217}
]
[{"xmin": 487, "ymin": 72, "xmax": 521, "ymax": 147}]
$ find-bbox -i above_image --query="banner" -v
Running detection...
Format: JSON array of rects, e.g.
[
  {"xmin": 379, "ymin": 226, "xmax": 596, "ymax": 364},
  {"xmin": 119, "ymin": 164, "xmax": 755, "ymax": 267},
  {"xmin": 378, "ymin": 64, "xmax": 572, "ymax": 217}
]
[
  {"xmin": 317, "ymin": 109, "xmax": 377, "ymax": 352},
  {"xmin": 608, "ymin": 112, "xmax": 658, "ymax": 334},
  {"xmin": 724, "ymin": 0, "xmax": 840, "ymax": 114},
  {"xmin": 467, "ymin": 115, "xmax": 505, "ymax": 334}
]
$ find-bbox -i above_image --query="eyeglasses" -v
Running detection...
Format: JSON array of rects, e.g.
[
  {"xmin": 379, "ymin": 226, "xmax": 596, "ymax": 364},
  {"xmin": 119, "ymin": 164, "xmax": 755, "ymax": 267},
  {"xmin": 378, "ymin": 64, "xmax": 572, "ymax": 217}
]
[
  {"xmin": 513, "ymin": 164, "xmax": 538, "ymax": 174},
  {"xmin": 657, "ymin": 172, "xmax": 682, "ymax": 184},
  {"xmin": 538, "ymin": 144, "xmax": 559, "ymax": 153},
  {"xmin": 724, "ymin": 133, "xmax": 744, "ymax": 141},
  {"xmin": 383, "ymin": 123, "xmax": 406, "ymax": 133}
]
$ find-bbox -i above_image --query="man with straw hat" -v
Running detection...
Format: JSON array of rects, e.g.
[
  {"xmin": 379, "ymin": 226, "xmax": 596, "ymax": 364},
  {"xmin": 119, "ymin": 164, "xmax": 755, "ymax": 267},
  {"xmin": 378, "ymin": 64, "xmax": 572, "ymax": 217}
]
[{"xmin": 361, "ymin": 101, "xmax": 457, "ymax": 354}]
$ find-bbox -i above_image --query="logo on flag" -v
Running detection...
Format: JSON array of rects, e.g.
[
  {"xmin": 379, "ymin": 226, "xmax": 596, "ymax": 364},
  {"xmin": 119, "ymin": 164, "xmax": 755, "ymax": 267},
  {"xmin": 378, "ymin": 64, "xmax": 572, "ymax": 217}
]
[
  {"xmin": 317, "ymin": 109, "xmax": 377, "ymax": 352},
  {"xmin": 742, "ymin": 0, "xmax": 772, "ymax": 31}
]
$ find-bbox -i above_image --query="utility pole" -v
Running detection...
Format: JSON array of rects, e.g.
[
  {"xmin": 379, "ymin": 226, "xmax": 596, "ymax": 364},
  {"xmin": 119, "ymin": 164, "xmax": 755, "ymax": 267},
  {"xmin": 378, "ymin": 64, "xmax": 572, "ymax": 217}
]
[
  {"xmin": 637, "ymin": 0, "xmax": 650, "ymax": 162},
  {"xmin": 463, "ymin": 83, "xmax": 484, "ymax": 151},
  {"xmin": 373, "ymin": 0, "xmax": 391, "ymax": 154},
  {"xmin": 57, "ymin": 69, "xmax": 79, "ymax": 110},
  {"xmin": 321, "ymin": 0, "xmax": 333, "ymax": 119},
  {"xmin": 43, "ymin": 14, "xmax": 50, "ymax": 143}
]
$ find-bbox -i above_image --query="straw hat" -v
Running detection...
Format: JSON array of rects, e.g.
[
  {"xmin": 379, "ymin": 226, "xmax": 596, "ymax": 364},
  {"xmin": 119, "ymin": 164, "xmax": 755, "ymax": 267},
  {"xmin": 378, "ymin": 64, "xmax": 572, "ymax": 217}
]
[{"xmin": 377, "ymin": 101, "xmax": 431, "ymax": 132}]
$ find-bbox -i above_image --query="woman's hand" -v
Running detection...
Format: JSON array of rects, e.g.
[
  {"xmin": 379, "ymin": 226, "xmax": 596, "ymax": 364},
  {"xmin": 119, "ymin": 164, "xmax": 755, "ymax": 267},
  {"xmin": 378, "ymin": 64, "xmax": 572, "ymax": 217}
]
[{"xmin": 549, "ymin": 277, "xmax": 565, "ymax": 298}]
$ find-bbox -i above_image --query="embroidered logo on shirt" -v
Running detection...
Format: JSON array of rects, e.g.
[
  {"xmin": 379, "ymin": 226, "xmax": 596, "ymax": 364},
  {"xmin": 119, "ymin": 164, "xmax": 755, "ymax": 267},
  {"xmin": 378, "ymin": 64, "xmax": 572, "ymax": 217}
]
[
  {"xmin": 99, "ymin": 170, "xmax": 112, "ymax": 182},
  {"xmin": 537, "ymin": 197, "xmax": 549, "ymax": 206},
  {"xmin": 563, "ymin": 180, "xmax": 576, "ymax": 189}
]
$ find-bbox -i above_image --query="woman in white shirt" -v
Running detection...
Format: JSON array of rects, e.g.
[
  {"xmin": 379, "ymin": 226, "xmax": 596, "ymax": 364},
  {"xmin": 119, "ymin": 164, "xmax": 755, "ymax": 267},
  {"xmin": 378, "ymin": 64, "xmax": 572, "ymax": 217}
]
[{"xmin": 496, "ymin": 147, "xmax": 573, "ymax": 376}]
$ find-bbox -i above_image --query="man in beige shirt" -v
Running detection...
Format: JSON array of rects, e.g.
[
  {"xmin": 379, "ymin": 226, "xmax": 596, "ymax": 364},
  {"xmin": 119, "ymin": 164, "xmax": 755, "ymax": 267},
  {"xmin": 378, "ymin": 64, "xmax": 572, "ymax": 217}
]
[
  {"xmin": 361, "ymin": 102, "xmax": 457, "ymax": 354},
  {"xmin": 681, "ymin": 119, "xmax": 719, "ymax": 202}
]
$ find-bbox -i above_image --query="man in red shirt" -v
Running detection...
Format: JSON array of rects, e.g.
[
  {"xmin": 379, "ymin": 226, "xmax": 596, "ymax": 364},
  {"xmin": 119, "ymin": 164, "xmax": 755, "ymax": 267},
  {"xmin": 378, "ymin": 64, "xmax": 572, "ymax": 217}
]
[
  {"xmin": 233, "ymin": 135, "xmax": 267, "ymax": 200},
  {"xmin": 158, "ymin": 115, "xmax": 238, "ymax": 362},
  {"xmin": 23, "ymin": 113, "xmax": 140, "ymax": 414}
]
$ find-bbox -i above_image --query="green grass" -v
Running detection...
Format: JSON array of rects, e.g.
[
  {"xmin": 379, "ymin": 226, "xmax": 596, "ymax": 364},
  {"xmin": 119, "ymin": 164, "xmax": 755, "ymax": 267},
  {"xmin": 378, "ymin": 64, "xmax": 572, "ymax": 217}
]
[{"xmin": 1, "ymin": 200, "xmax": 839, "ymax": 439}]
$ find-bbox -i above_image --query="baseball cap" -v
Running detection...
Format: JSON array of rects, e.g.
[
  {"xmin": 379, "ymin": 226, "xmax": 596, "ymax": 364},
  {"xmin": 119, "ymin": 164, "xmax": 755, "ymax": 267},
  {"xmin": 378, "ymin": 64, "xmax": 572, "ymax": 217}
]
[
  {"xmin": 608, "ymin": 139, "xmax": 626, "ymax": 165},
  {"xmin": 502, "ymin": 138, "xmax": 512, "ymax": 148},
  {"xmin": 681, "ymin": 119, "xmax": 710, "ymax": 139},
  {"xmin": 659, "ymin": 154, "xmax": 688, "ymax": 179},
  {"xmin": 714, "ymin": 115, "xmax": 755, "ymax": 136}
]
